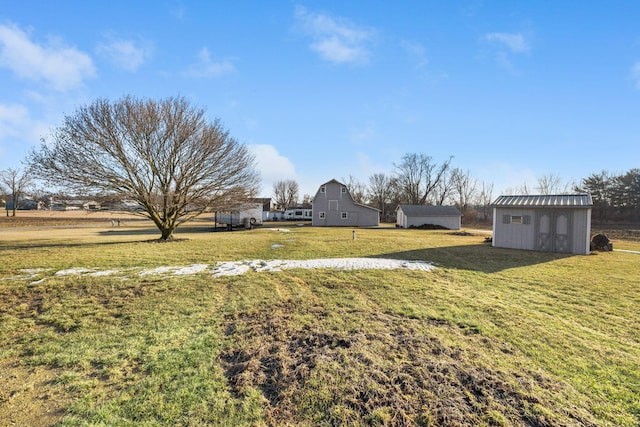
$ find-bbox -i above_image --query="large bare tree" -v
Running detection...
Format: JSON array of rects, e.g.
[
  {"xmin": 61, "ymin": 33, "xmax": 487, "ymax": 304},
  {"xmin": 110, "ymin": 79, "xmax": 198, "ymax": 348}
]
[
  {"xmin": 0, "ymin": 167, "xmax": 33, "ymax": 217},
  {"xmin": 450, "ymin": 168, "xmax": 477, "ymax": 212},
  {"xmin": 394, "ymin": 153, "xmax": 453, "ymax": 205},
  {"xmin": 342, "ymin": 175, "xmax": 367, "ymax": 204},
  {"xmin": 29, "ymin": 96, "xmax": 260, "ymax": 240},
  {"xmin": 273, "ymin": 179, "xmax": 299, "ymax": 212},
  {"xmin": 367, "ymin": 172, "xmax": 391, "ymax": 218}
]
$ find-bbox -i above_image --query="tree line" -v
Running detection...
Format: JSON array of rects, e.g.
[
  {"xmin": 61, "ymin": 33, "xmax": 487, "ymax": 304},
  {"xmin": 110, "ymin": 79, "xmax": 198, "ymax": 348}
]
[{"xmin": 1, "ymin": 95, "xmax": 638, "ymax": 240}]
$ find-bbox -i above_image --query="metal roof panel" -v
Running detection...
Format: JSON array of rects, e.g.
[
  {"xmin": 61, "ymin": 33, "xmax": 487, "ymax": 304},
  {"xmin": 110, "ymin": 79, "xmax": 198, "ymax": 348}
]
[{"xmin": 491, "ymin": 194, "xmax": 592, "ymax": 208}]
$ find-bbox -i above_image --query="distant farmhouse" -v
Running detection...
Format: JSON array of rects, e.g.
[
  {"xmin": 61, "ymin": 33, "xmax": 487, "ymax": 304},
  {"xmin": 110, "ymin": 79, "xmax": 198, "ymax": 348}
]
[
  {"xmin": 491, "ymin": 194, "xmax": 592, "ymax": 255},
  {"xmin": 312, "ymin": 179, "xmax": 379, "ymax": 227},
  {"xmin": 396, "ymin": 205, "xmax": 462, "ymax": 230}
]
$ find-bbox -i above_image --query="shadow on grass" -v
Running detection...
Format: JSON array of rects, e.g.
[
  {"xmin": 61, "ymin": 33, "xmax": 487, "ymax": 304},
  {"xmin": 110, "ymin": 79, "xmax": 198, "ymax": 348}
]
[{"xmin": 374, "ymin": 243, "xmax": 575, "ymax": 273}]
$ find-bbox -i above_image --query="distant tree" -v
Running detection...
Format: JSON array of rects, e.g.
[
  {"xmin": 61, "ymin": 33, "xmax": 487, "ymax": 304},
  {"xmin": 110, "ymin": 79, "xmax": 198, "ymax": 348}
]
[
  {"xmin": 273, "ymin": 179, "xmax": 299, "ymax": 211},
  {"xmin": 611, "ymin": 168, "xmax": 640, "ymax": 221},
  {"xmin": 536, "ymin": 173, "xmax": 574, "ymax": 195},
  {"xmin": 394, "ymin": 153, "xmax": 453, "ymax": 204},
  {"xmin": 477, "ymin": 181, "xmax": 494, "ymax": 222},
  {"xmin": 342, "ymin": 175, "xmax": 367, "ymax": 204},
  {"xmin": 577, "ymin": 170, "xmax": 615, "ymax": 222},
  {"xmin": 504, "ymin": 182, "xmax": 531, "ymax": 195},
  {"xmin": 432, "ymin": 168, "xmax": 455, "ymax": 206},
  {"xmin": 301, "ymin": 193, "xmax": 313, "ymax": 205},
  {"xmin": 0, "ymin": 167, "xmax": 33, "ymax": 217},
  {"xmin": 367, "ymin": 173, "xmax": 391, "ymax": 218},
  {"xmin": 450, "ymin": 168, "xmax": 477, "ymax": 213},
  {"xmin": 29, "ymin": 96, "xmax": 259, "ymax": 240}
]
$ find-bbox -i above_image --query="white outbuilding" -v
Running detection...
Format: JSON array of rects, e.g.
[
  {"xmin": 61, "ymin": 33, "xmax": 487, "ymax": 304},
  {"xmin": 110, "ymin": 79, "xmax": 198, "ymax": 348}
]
[
  {"xmin": 395, "ymin": 205, "xmax": 462, "ymax": 230},
  {"xmin": 491, "ymin": 194, "xmax": 592, "ymax": 255}
]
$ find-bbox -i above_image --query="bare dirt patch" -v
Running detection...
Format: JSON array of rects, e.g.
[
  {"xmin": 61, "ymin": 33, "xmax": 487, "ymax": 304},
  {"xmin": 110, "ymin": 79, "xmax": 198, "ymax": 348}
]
[
  {"xmin": 219, "ymin": 301, "xmax": 597, "ymax": 426},
  {"xmin": 0, "ymin": 358, "xmax": 74, "ymax": 427}
]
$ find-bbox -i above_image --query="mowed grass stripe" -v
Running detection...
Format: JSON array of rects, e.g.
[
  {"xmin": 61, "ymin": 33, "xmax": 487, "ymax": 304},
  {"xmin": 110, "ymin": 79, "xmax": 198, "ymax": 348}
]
[{"xmin": 0, "ymin": 221, "xmax": 638, "ymax": 426}]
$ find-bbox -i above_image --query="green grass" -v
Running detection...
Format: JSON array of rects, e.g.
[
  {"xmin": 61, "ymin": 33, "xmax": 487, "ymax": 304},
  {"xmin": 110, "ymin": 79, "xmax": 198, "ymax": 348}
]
[{"xmin": 0, "ymin": 222, "xmax": 639, "ymax": 426}]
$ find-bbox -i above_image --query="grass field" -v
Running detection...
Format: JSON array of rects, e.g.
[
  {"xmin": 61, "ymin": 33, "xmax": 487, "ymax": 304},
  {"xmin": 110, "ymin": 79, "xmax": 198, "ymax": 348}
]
[{"xmin": 1, "ymin": 213, "xmax": 639, "ymax": 426}]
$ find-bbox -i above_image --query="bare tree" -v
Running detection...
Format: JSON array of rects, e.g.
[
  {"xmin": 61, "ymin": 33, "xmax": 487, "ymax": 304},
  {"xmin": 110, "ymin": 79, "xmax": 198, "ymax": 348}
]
[
  {"xmin": 0, "ymin": 168, "xmax": 33, "ymax": 217},
  {"xmin": 394, "ymin": 153, "xmax": 453, "ymax": 204},
  {"xmin": 29, "ymin": 96, "xmax": 260, "ymax": 240},
  {"xmin": 367, "ymin": 172, "xmax": 391, "ymax": 218},
  {"xmin": 432, "ymin": 168, "xmax": 455, "ymax": 206},
  {"xmin": 536, "ymin": 173, "xmax": 566, "ymax": 195},
  {"xmin": 272, "ymin": 179, "xmax": 299, "ymax": 211},
  {"xmin": 450, "ymin": 168, "xmax": 477, "ymax": 212},
  {"xmin": 477, "ymin": 181, "xmax": 494, "ymax": 222},
  {"xmin": 342, "ymin": 175, "xmax": 367, "ymax": 204}
]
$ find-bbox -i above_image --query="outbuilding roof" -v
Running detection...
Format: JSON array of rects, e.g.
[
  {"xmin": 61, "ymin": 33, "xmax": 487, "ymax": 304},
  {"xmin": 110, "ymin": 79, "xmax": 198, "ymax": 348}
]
[
  {"xmin": 491, "ymin": 194, "xmax": 592, "ymax": 208},
  {"xmin": 396, "ymin": 205, "xmax": 462, "ymax": 216}
]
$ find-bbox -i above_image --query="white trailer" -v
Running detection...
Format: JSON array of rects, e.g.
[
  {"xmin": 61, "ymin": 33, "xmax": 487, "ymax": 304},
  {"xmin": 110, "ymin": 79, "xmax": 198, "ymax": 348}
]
[
  {"xmin": 214, "ymin": 203, "xmax": 263, "ymax": 230},
  {"xmin": 283, "ymin": 208, "xmax": 313, "ymax": 221}
]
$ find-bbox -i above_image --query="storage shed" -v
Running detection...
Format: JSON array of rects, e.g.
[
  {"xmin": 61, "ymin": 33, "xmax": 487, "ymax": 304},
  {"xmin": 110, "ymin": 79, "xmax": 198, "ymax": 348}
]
[
  {"xmin": 491, "ymin": 194, "xmax": 592, "ymax": 255},
  {"xmin": 396, "ymin": 205, "xmax": 462, "ymax": 230}
]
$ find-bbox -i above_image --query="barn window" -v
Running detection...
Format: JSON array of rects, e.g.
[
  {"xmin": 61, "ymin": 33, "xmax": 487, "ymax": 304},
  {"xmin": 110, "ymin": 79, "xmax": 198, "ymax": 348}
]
[
  {"xmin": 341, "ymin": 212, "xmax": 348, "ymax": 219},
  {"xmin": 320, "ymin": 186, "xmax": 326, "ymax": 193},
  {"xmin": 502, "ymin": 214, "xmax": 510, "ymax": 224},
  {"xmin": 319, "ymin": 212, "xmax": 326, "ymax": 219},
  {"xmin": 341, "ymin": 186, "xmax": 347, "ymax": 193},
  {"xmin": 523, "ymin": 215, "xmax": 532, "ymax": 225},
  {"xmin": 511, "ymin": 215, "xmax": 523, "ymax": 224}
]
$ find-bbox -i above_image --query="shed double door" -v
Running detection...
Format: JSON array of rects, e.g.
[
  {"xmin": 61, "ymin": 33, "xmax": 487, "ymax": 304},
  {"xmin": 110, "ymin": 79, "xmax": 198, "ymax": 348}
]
[{"xmin": 535, "ymin": 210, "xmax": 572, "ymax": 253}]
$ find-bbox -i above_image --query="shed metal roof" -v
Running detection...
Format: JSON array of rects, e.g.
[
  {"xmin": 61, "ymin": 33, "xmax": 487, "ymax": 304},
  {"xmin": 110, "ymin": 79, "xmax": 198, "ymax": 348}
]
[
  {"xmin": 491, "ymin": 194, "xmax": 592, "ymax": 208},
  {"xmin": 397, "ymin": 205, "xmax": 462, "ymax": 216}
]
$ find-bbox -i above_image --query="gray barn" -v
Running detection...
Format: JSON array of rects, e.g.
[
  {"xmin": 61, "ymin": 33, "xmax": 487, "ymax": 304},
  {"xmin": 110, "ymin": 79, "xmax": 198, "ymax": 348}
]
[
  {"xmin": 396, "ymin": 205, "xmax": 462, "ymax": 229},
  {"xmin": 312, "ymin": 179, "xmax": 380, "ymax": 227},
  {"xmin": 491, "ymin": 194, "xmax": 592, "ymax": 255}
]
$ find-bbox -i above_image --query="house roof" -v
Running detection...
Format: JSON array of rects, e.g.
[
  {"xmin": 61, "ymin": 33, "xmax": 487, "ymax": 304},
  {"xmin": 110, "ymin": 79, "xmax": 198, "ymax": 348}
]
[
  {"xmin": 396, "ymin": 205, "xmax": 461, "ymax": 216},
  {"xmin": 491, "ymin": 194, "xmax": 592, "ymax": 208}
]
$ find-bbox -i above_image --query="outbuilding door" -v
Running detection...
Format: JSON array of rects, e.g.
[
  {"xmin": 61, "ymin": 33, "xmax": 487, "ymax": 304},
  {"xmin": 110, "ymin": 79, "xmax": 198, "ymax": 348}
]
[{"xmin": 535, "ymin": 210, "xmax": 572, "ymax": 253}]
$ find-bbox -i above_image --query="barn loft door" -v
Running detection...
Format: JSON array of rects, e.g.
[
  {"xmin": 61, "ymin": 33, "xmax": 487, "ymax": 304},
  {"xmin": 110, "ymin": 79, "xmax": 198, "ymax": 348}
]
[{"xmin": 535, "ymin": 210, "xmax": 573, "ymax": 253}]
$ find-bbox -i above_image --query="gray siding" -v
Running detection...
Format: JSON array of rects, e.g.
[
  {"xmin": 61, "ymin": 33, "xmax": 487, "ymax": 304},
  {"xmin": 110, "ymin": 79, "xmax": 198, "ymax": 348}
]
[
  {"xmin": 492, "ymin": 207, "xmax": 592, "ymax": 255},
  {"xmin": 312, "ymin": 180, "xmax": 379, "ymax": 227},
  {"xmin": 396, "ymin": 205, "xmax": 461, "ymax": 229},
  {"xmin": 492, "ymin": 208, "xmax": 536, "ymax": 250}
]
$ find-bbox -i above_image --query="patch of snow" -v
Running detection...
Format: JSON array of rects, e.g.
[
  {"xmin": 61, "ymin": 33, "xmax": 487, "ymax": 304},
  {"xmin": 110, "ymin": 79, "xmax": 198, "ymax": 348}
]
[
  {"xmin": 173, "ymin": 264, "xmax": 210, "ymax": 275},
  {"xmin": 55, "ymin": 268, "xmax": 96, "ymax": 276},
  {"xmin": 3, "ymin": 258, "xmax": 436, "ymax": 282},
  {"xmin": 271, "ymin": 244, "xmax": 284, "ymax": 248}
]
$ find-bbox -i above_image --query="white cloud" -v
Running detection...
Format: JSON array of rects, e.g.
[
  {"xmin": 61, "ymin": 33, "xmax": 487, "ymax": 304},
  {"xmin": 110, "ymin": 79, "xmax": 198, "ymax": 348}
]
[
  {"xmin": 0, "ymin": 103, "xmax": 29, "ymax": 140},
  {"xmin": 400, "ymin": 40, "xmax": 428, "ymax": 68},
  {"xmin": 184, "ymin": 47, "xmax": 235, "ymax": 78},
  {"xmin": 349, "ymin": 121, "xmax": 376, "ymax": 144},
  {"xmin": 248, "ymin": 144, "xmax": 297, "ymax": 195},
  {"xmin": 294, "ymin": 6, "xmax": 375, "ymax": 65},
  {"xmin": 0, "ymin": 23, "xmax": 95, "ymax": 91},
  {"xmin": 96, "ymin": 36, "xmax": 153, "ymax": 72},
  {"xmin": 632, "ymin": 61, "xmax": 640, "ymax": 89},
  {"xmin": 483, "ymin": 32, "xmax": 530, "ymax": 53},
  {"xmin": 0, "ymin": 102, "xmax": 52, "ymax": 168}
]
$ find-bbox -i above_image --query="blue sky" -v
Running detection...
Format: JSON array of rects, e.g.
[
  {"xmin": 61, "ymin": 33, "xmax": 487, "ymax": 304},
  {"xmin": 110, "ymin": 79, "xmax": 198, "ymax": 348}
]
[{"xmin": 1, "ymin": 1, "xmax": 639, "ymax": 199}]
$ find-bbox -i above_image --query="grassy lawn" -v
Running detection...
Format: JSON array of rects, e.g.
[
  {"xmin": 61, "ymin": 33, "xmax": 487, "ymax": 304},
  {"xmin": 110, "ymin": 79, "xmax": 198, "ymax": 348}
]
[{"xmin": 0, "ymin": 219, "xmax": 639, "ymax": 426}]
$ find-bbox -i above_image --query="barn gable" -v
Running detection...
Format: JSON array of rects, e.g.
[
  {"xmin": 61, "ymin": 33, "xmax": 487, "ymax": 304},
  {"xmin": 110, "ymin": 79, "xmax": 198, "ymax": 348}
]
[{"xmin": 312, "ymin": 179, "xmax": 379, "ymax": 227}]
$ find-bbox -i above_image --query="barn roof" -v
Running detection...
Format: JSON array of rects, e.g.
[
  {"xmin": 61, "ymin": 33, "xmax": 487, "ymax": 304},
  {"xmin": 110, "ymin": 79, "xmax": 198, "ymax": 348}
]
[
  {"xmin": 491, "ymin": 194, "xmax": 592, "ymax": 208},
  {"xmin": 396, "ymin": 205, "xmax": 462, "ymax": 216}
]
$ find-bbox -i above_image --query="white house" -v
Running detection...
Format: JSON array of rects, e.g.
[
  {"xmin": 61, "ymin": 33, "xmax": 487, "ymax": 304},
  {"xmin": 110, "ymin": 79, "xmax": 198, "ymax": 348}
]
[
  {"xmin": 396, "ymin": 205, "xmax": 462, "ymax": 229},
  {"xmin": 312, "ymin": 179, "xmax": 379, "ymax": 227},
  {"xmin": 491, "ymin": 194, "xmax": 592, "ymax": 255}
]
